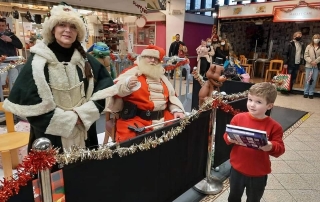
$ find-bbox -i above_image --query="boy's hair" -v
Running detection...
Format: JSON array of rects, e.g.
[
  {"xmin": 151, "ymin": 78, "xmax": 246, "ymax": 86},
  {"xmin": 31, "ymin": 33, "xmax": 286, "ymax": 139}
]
[{"xmin": 249, "ymin": 82, "xmax": 277, "ymax": 104}]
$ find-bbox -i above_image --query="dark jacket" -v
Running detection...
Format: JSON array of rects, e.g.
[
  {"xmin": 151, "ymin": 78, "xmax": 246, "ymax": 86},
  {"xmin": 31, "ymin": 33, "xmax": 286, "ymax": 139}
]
[
  {"xmin": 214, "ymin": 47, "xmax": 229, "ymax": 63},
  {"xmin": 0, "ymin": 32, "xmax": 23, "ymax": 56},
  {"xmin": 283, "ymin": 40, "xmax": 306, "ymax": 67},
  {"xmin": 169, "ymin": 41, "xmax": 185, "ymax": 57}
]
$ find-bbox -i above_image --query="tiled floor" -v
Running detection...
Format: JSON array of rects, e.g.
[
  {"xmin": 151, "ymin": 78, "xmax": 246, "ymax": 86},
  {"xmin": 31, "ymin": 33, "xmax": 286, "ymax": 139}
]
[{"xmin": 203, "ymin": 93, "xmax": 320, "ymax": 202}]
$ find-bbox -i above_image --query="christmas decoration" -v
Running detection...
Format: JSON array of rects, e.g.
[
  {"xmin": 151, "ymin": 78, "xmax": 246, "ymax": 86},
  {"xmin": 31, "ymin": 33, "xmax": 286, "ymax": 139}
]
[
  {"xmin": 0, "ymin": 149, "xmax": 57, "ymax": 202},
  {"xmin": 163, "ymin": 59, "xmax": 189, "ymax": 71},
  {"xmin": 133, "ymin": 1, "xmax": 148, "ymax": 14},
  {"xmin": 280, "ymin": 0, "xmax": 320, "ymax": 13},
  {"xmin": 110, "ymin": 53, "xmax": 117, "ymax": 61}
]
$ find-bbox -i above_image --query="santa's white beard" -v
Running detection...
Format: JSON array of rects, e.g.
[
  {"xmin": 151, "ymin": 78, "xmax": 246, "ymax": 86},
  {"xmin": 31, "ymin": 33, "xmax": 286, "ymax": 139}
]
[{"xmin": 139, "ymin": 59, "xmax": 164, "ymax": 80}]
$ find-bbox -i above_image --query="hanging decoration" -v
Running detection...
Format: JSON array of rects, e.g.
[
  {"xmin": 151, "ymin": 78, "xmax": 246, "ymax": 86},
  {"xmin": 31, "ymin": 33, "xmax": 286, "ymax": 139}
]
[
  {"xmin": 110, "ymin": 53, "xmax": 117, "ymax": 61},
  {"xmin": 0, "ymin": 149, "xmax": 57, "ymax": 202},
  {"xmin": 280, "ymin": 0, "xmax": 320, "ymax": 13},
  {"xmin": 127, "ymin": 53, "xmax": 137, "ymax": 62},
  {"xmin": 133, "ymin": 1, "xmax": 148, "ymax": 14}
]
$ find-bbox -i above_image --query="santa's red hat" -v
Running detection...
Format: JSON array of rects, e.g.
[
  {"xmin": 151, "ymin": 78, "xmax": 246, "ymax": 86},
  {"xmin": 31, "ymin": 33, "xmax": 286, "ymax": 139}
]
[{"xmin": 140, "ymin": 45, "xmax": 165, "ymax": 61}]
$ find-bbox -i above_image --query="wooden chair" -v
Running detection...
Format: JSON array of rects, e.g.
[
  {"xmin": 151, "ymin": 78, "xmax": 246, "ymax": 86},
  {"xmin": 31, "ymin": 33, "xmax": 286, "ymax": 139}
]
[
  {"xmin": 240, "ymin": 57, "xmax": 253, "ymax": 78},
  {"xmin": 0, "ymin": 102, "xmax": 29, "ymax": 179},
  {"xmin": 264, "ymin": 60, "xmax": 283, "ymax": 82}
]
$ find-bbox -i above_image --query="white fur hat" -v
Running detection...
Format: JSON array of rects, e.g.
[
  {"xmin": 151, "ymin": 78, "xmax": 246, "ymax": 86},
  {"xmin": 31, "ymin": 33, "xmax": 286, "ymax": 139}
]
[{"xmin": 41, "ymin": 4, "xmax": 86, "ymax": 44}]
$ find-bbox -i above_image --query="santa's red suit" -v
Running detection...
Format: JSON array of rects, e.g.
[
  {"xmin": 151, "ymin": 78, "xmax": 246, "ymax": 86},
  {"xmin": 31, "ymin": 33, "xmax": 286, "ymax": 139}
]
[{"xmin": 113, "ymin": 45, "xmax": 185, "ymax": 142}]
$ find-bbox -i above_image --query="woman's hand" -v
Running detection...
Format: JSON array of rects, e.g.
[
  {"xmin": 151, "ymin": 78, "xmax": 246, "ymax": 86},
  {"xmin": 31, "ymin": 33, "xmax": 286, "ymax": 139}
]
[{"xmin": 311, "ymin": 61, "xmax": 317, "ymax": 67}]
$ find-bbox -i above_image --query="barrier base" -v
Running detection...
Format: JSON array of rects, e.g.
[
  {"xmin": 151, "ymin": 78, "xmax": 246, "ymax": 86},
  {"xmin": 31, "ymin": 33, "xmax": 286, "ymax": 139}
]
[{"xmin": 193, "ymin": 177, "xmax": 223, "ymax": 195}]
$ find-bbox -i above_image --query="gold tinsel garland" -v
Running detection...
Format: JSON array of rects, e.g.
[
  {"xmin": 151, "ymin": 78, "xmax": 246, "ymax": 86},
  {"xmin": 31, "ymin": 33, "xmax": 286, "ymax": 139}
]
[
  {"xmin": 55, "ymin": 98, "xmax": 214, "ymax": 167},
  {"xmin": 0, "ymin": 57, "xmax": 26, "ymax": 74}
]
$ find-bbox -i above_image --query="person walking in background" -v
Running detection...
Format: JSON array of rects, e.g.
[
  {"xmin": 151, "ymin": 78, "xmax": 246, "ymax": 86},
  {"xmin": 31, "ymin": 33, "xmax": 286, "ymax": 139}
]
[
  {"xmin": 282, "ymin": 31, "xmax": 305, "ymax": 94},
  {"xmin": 3, "ymin": 3, "xmax": 114, "ymax": 152},
  {"xmin": 214, "ymin": 38, "xmax": 231, "ymax": 64},
  {"xmin": 303, "ymin": 34, "xmax": 320, "ymax": 99},
  {"xmin": 224, "ymin": 82, "xmax": 285, "ymax": 202},
  {"xmin": 168, "ymin": 33, "xmax": 186, "ymax": 79},
  {"xmin": 0, "ymin": 18, "xmax": 23, "ymax": 56}
]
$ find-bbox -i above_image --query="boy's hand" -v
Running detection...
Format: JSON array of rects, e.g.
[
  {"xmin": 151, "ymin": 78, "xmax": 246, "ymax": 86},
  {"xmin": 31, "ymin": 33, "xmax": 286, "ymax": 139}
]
[
  {"xmin": 227, "ymin": 136, "xmax": 238, "ymax": 144},
  {"xmin": 260, "ymin": 141, "xmax": 273, "ymax": 151}
]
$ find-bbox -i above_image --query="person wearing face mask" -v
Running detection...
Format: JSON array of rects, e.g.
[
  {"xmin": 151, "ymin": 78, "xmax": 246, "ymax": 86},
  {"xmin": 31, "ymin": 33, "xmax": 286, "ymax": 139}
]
[
  {"xmin": 303, "ymin": 34, "xmax": 320, "ymax": 99},
  {"xmin": 214, "ymin": 38, "xmax": 231, "ymax": 64},
  {"xmin": 206, "ymin": 38, "xmax": 215, "ymax": 63},
  {"xmin": 282, "ymin": 31, "xmax": 306, "ymax": 94}
]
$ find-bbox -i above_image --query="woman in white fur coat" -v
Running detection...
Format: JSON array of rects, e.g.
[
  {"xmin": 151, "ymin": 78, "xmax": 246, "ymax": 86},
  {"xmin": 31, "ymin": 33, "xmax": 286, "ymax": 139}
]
[{"xmin": 3, "ymin": 3, "xmax": 114, "ymax": 151}]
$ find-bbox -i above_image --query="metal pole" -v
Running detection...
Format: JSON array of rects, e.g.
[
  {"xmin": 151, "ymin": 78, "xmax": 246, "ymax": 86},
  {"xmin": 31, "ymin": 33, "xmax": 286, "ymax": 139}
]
[
  {"xmin": 32, "ymin": 138, "xmax": 53, "ymax": 202},
  {"xmin": 194, "ymin": 108, "xmax": 223, "ymax": 195}
]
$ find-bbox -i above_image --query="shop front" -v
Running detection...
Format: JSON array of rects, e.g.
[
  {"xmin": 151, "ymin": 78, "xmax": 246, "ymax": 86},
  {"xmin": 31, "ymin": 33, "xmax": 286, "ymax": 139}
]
[{"xmin": 218, "ymin": 0, "xmax": 320, "ymax": 92}]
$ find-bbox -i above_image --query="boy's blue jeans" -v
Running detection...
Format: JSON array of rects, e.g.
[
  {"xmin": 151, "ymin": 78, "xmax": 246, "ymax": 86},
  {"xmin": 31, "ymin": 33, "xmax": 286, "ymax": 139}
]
[
  {"xmin": 228, "ymin": 167, "xmax": 267, "ymax": 202},
  {"xmin": 304, "ymin": 67, "xmax": 319, "ymax": 96}
]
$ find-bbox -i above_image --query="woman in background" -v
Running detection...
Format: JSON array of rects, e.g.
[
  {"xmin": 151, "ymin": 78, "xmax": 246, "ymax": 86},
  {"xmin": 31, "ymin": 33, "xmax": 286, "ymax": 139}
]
[
  {"xmin": 215, "ymin": 38, "xmax": 231, "ymax": 64},
  {"xmin": 303, "ymin": 34, "xmax": 320, "ymax": 99}
]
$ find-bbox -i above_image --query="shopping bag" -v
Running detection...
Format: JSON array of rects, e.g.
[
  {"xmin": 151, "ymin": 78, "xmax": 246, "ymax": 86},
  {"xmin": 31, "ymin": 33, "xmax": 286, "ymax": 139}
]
[{"xmin": 272, "ymin": 68, "xmax": 291, "ymax": 91}]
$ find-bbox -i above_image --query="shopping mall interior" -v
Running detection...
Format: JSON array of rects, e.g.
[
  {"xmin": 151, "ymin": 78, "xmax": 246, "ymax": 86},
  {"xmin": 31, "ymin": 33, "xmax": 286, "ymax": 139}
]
[{"xmin": 0, "ymin": 0, "xmax": 320, "ymax": 201}]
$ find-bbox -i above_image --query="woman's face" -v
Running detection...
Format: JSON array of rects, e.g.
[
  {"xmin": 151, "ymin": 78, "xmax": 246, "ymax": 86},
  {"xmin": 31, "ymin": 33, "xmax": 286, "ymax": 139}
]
[{"xmin": 52, "ymin": 22, "xmax": 77, "ymax": 48}]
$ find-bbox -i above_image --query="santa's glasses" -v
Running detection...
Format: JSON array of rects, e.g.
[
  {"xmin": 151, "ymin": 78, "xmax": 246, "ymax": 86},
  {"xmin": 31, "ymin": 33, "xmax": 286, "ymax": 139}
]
[{"xmin": 142, "ymin": 56, "xmax": 160, "ymax": 64}]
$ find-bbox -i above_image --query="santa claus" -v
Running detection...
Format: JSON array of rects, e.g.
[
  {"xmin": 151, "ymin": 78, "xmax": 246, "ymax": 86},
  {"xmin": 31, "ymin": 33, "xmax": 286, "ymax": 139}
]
[{"xmin": 113, "ymin": 45, "xmax": 185, "ymax": 142}]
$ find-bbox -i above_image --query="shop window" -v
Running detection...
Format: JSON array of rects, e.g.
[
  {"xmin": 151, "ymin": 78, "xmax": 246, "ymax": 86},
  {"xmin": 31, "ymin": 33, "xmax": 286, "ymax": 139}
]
[
  {"xmin": 205, "ymin": 0, "xmax": 213, "ymax": 16},
  {"xmin": 186, "ymin": 0, "xmax": 191, "ymax": 10},
  {"xmin": 228, "ymin": 0, "xmax": 237, "ymax": 6},
  {"xmin": 218, "ymin": 0, "xmax": 224, "ymax": 6},
  {"xmin": 256, "ymin": 0, "xmax": 266, "ymax": 2},
  {"xmin": 128, "ymin": 24, "xmax": 156, "ymax": 46},
  {"xmin": 242, "ymin": 0, "xmax": 251, "ymax": 4},
  {"xmin": 195, "ymin": 0, "xmax": 201, "ymax": 9}
]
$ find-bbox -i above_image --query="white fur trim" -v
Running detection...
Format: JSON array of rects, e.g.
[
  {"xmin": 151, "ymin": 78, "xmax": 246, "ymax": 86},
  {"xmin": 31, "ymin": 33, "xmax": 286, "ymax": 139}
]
[
  {"xmin": 140, "ymin": 49, "xmax": 160, "ymax": 59},
  {"xmin": 45, "ymin": 108, "xmax": 78, "ymax": 138},
  {"xmin": 41, "ymin": 5, "xmax": 86, "ymax": 44},
  {"xmin": 3, "ymin": 55, "xmax": 56, "ymax": 117},
  {"xmin": 73, "ymin": 101, "xmax": 100, "ymax": 131},
  {"xmin": 90, "ymin": 85, "xmax": 119, "ymax": 101}
]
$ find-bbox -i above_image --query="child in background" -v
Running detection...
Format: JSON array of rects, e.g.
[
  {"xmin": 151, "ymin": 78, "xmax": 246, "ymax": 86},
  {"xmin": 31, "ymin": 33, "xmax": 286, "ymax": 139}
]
[{"xmin": 223, "ymin": 82, "xmax": 285, "ymax": 202}]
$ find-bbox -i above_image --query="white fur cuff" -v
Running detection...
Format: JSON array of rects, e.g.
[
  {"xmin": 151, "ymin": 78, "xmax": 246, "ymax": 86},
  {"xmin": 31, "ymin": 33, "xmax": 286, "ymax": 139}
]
[
  {"xmin": 45, "ymin": 108, "xmax": 78, "ymax": 138},
  {"xmin": 73, "ymin": 101, "xmax": 100, "ymax": 131}
]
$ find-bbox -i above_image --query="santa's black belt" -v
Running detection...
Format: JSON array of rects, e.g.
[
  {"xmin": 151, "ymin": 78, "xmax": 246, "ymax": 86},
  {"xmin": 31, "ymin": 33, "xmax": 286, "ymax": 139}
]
[
  {"xmin": 136, "ymin": 108, "xmax": 164, "ymax": 120},
  {"xmin": 120, "ymin": 101, "xmax": 164, "ymax": 120}
]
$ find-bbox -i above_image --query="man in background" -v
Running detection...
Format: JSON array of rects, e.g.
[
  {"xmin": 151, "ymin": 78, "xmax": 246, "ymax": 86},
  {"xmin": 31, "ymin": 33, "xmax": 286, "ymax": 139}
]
[
  {"xmin": 168, "ymin": 34, "xmax": 186, "ymax": 79},
  {"xmin": 0, "ymin": 18, "xmax": 23, "ymax": 56},
  {"xmin": 282, "ymin": 31, "xmax": 305, "ymax": 94}
]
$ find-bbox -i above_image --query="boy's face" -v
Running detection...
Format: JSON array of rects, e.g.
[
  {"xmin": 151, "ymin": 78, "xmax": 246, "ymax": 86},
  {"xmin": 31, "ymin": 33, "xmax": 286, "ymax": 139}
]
[{"xmin": 247, "ymin": 94, "xmax": 273, "ymax": 119}]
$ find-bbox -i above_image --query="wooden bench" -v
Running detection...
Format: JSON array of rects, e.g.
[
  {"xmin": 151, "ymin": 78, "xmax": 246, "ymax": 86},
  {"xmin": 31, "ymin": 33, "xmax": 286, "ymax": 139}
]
[{"xmin": 0, "ymin": 102, "xmax": 29, "ymax": 179}]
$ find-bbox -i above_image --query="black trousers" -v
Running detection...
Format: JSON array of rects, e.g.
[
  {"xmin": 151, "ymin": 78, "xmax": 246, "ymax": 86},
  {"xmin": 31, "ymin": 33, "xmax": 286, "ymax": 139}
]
[
  {"xmin": 287, "ymin": 64, "xmax": 300, "ymax": 91},
  {"xmin": 228, "ymin": 167, "xmax": 268, "ymax": 202}
]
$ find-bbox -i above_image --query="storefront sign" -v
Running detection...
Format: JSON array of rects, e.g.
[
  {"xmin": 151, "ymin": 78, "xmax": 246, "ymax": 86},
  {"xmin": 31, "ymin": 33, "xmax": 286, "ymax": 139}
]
[{"xmin": 273, "ymin": 4, "xmax": 320, "ymax": 22}]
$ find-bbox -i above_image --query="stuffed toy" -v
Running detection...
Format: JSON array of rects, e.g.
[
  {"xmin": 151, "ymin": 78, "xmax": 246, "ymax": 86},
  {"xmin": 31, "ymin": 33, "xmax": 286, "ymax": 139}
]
[
  {"xmin": 199, "ymin": 64, "xmax": 226, "ymax": 106},
  {"xmin": 88, "ymin": 42, "xmax": 116, "ymax": 79}
]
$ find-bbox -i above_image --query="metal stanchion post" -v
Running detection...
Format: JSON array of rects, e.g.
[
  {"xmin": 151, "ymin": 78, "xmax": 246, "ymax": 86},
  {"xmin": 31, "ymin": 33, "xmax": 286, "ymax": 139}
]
[
  {"xmin": 194, "ymin": 108, "xmax": 223, "ymax": 195},
  {"xmin": 32, "ymin": 138, "xmax": 53, "ymax": 202}
]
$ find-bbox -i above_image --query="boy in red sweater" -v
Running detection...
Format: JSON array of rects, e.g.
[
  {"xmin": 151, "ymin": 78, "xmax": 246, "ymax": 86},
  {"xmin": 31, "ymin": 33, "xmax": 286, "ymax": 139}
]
[{"xmin": 223, "ymin": 82, "xmax": 285, "ymax": 202}]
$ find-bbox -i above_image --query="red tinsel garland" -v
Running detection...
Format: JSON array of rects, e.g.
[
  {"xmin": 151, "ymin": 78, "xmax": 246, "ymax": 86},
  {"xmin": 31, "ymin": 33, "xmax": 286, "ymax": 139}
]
[
  {"xmin": 212, "ymin": 99, "xmax": 240, "ymax": 116},
  {"xmin": 110, "ymin": 53, "xmax": 116, "ymax": 61},
  {"xmin": 0, "ymin": 149, "xmax": 56, "ymax": 202},
  {"xmin": 133, "ymin": 1, "xmax": 148, "ymax": 14},
  {"xmin": 127, "ymin": 53, "xmax": 136, "ymax": 62},
  {"xmin": 164, "ymin": 59, "xmax": 189, "ymax": 71}
]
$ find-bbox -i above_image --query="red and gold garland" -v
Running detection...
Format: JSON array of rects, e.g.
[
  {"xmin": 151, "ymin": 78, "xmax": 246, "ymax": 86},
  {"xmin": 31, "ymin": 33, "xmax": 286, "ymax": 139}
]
[
  {"xmin": 0, "ymin": 149, "xmax": 57, "ymax": 202},
  {"xmin": 133, "ymin": 1, "xmax": 148, "ymax": 14},
  {"xmin": 110, "ymin": 53, "xmax": 117, "ymax": 61},
  {"xmin": 164, "ymin": 59, "xmax": 189, "ymax": 71},
  {"xmin": 212, "ymin": 99, "xmax": 240, "ymax": 116},
  {"xmin": 127, "ymin": 53, "xmax": 136, "ymax": 62}
]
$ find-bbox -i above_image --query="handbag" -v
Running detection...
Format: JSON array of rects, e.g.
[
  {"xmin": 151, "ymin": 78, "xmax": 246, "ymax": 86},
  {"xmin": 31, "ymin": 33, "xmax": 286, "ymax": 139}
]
[{"xmin": 272, "ymin": 68, "xmax": 291, "ymax": 91}]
